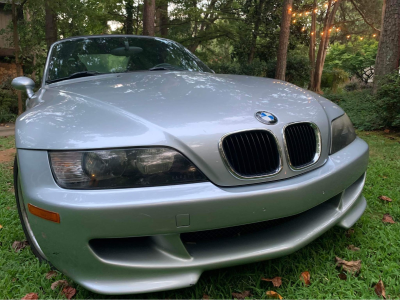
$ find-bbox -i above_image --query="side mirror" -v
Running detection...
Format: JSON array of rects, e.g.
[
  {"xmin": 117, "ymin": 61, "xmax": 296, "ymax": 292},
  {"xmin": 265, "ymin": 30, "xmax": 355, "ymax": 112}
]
[{"xmin": 11, "ymin": 76, "xmax": 35, "ymax": 98}]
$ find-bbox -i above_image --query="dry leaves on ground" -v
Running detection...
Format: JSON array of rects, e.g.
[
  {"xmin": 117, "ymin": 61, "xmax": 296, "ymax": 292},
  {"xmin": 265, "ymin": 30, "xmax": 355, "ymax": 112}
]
[
  {"xmin": 335, "ymin": 257, "xmax": 361, "ymax": 274},
  {"xmin": 374, "ymin": 280, "xmax": 386, "ymax": 299},
  {"xmin": 231, "ymin": 291, "xmax": 252, "ymax": 299},
  {"xmin": 0, "ymin": 224, "xmax": 3, "ymax": 229},
  {"xmin": 202, "ymin": 294, "xmax": 210, "ymax": 300},
  {"xmin": 262, "ymin": 277, "xmax": 282, "ymax": 287},
  {"xmin": 299, "ymin": 271, "xmax": 311, "ymax": 286},
  {"xmin": 62, "ymin": 286, "xmax": 77, "ymax": 300},
  {"xmin": 266, "ymin": 291, "xmax": 283, "ymax": 299},
  {"xmin": 51, "ymin": 280, "xmax": 68, "ymax": 290},
  {"xmin": 384, "ymin": 129, "xmax": 390, "ymax": 133},
  {"xmin": 382, "ymin": 214, "xmax": 395, "ymax": 224},
  {"xmin": 347, "ymin": 245, "xmax": 360, "ymax": 251},
  {"xmin": 0, "ymin": 148, "xmax": 16, "ymax": 163},
  {"xmin": 21, "ymin": 293, "xmax": 38, "ymax": 300},
  {"xmin": 45, "ymin": 270, "xmax": 57, "ymax": 279},
  {"xmin": 379, "ymin": 196, "xmax": 393, "ymax": 202},
  {"xmin": 345, "ymin": 228, "xmax": 355, "ymax": 237},
  {"xmin": 338, "ymin": 273, "xmax": 347, "ymax": 280},
  {"xmin": 12, "ymin": 240, "xmax": 29, "ymax": 252}
]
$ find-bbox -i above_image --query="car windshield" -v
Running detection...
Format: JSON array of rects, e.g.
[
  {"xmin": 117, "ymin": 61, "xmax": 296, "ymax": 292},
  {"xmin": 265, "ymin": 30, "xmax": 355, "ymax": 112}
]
[{"xmin": 46, "ymin": 36, "xmax": 212, "ymax": 83}]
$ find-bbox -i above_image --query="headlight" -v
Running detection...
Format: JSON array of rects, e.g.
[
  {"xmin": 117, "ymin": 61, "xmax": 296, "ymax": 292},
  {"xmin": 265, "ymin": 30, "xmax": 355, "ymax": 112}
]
[
  {"xmin": 330, "ymin": 114, "xmax": 356, "ymax": 154},
  {"xmin": 49, "ymin": 147, "xmax": 207, "ymax": 189}
]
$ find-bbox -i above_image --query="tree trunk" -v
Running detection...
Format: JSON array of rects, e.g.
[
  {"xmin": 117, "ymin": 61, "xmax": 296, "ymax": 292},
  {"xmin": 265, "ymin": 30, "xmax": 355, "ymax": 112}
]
[
  {"xmin": 248, "ymin": 0, "xmax": 266, "ymax": 63},
  {"xmin": 311, "ymin": 0, "xmax": 341, "ymax": 93},
  {"xmin": 125, "ymin": 0, "xmax": 134, "ymax": 34},
  {"xmin": 12, "ymin": 0, "xmax": 23, "ymax": 115},
  {"xmin": 45, "ymin": 0, "xmax": 57, "ymax": 50},
  {"xmin": 143, "ymin": 0, "xmax": 156, "ymax": 36},
  {"xmin": 308, "ymin": 0, "xmax": 317, "ymax": 89},
  {"xmin": 156, "ymin": 1, "xmax": 168, "ymax": 37},
  {"xmin": 374, "ymin": 0, "xmax": 400, "ymax": 92},
  {"xmin": 275, "ymin": 0, "xmax": 293, "ymax": 80}
]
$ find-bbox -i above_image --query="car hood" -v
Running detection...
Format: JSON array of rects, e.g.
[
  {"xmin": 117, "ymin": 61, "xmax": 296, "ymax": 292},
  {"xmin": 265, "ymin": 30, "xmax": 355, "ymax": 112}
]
[{"xmin": 16, "ymin": 71, "xmax": 344, "ymax": 186}]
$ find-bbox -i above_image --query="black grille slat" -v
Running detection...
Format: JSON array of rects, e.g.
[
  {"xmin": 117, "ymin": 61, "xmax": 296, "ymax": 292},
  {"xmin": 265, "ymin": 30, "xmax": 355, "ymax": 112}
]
[
  {"xmin": 181, "ymin": 215, "xmax": 296, "ymax": 243},
  {"xmin": 285, "ymin": 123, "xmax": 318, "ymax": 168},
  {"xmin": 222, "ymin": 130, "xmax": 280, "ymax": 177},
  {"xmin": 255, "ymin": 132, "xmax": 268, "ymax": 172}
]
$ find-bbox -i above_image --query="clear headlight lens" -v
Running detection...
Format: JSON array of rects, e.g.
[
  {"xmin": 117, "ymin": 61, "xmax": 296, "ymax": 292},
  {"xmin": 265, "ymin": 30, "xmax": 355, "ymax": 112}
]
[
  {"xmin": 49, "ymin": 147, "xmax": 207, "ymax": 189},
  {"xmin": 330, "ymin": 113, "xmax": 356, "ymax": 154}
]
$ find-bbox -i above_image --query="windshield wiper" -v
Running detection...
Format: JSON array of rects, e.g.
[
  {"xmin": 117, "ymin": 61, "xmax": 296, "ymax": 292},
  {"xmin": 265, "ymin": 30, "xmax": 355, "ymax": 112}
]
[
  {"xmin": 46, "ymin": 71, "xmax": 103, "ymax": 84},
  {"xmin": 149, "ymin": 64, "xmax": 185, "ymax": 71}
]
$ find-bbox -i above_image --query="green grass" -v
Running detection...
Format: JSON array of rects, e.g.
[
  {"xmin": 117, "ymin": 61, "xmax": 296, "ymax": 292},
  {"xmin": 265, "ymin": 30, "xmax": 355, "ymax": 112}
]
[{"xmin": 1, "ymin": 132, "xmax": 399, "ymax": 299}]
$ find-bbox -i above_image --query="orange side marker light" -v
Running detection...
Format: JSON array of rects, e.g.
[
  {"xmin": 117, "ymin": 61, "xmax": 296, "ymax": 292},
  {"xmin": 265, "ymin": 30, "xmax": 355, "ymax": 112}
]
[{"xmin": 28, "ymin": 204, "xmax": 60, "ymax": 223}]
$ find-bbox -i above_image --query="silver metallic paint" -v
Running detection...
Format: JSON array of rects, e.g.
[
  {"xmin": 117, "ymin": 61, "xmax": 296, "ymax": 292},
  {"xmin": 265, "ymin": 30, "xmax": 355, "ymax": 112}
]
[
  {"xmin": 16, "ymin": 137, "xmax": 368, "ymax": 294},
  {"xmin": 11, "ymin": 76, "xmax": 35, "ymax": 98},
  {"xmin": 14, "ymin": 37, "xmax": 368, "ymax": 294},
  {"xmin": 16, "ymin": 72, "xmax": 344, "ymax": 187}
]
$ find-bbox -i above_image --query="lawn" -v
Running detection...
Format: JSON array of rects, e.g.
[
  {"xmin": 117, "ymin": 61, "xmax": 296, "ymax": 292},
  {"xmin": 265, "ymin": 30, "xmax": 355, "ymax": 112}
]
[{"xmin": 0, "ymin": 131, "xmax": 399, "ymax": 299}]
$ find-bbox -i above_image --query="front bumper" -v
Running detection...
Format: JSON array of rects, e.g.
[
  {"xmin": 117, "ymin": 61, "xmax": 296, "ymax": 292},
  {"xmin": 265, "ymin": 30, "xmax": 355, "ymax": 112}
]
[{"xmin": 18, "ymin": 137, "xmax": 368, "ymax": 295}]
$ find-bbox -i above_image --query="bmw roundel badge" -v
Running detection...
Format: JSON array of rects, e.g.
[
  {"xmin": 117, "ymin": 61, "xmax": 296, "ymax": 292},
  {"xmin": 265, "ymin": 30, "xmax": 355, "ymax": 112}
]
[{"xmin": 255, "ymin": 111, "xmax": 278, "ymax": 125}]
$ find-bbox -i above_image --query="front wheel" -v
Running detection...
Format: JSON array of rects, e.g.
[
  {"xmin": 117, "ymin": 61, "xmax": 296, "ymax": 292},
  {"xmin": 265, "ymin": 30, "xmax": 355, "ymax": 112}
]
[{"xmin": 14, "ymin": 157, "xmax": 48, "ymax": 262}]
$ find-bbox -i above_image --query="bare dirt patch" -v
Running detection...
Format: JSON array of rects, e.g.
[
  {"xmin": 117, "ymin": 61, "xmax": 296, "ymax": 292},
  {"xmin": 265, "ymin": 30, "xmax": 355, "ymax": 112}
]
[{"xmin": 0, "ymin": 148, "xmax": 16, "ymax": 163}]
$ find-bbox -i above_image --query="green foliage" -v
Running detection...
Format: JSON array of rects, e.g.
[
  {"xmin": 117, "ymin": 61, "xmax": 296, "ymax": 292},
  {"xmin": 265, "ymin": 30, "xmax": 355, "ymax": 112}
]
[
  {"xmin": 265, "ymin": 54, "xmax": 310, "ymax": 88},
  {"xmin": 0, "ymin": 91, "xmax": 18, "ymax": 123},
  {"xmin": 326, "ymin": 72, "xmax": 400, "ymax": 131},
  {"xmin": 375, "ymin": 71, "xmax": 400, "ymax": 127},
  {"xmin": 325, "ymin": 40, "xmax": 378, "ymax": 83},
  {"xmin": 321, "ymin": 68, "xmax": 349, "ymax": 92},
  {"xmin": 325, "ymin": 90, "xmax": 383, "ymax": 130},
  {"xmin": 208, "ymin": 60, "xmax": 268, "ymax": 77}
]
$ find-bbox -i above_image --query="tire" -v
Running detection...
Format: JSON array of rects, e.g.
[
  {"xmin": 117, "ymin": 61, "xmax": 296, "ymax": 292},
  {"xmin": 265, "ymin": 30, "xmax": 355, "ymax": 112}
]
[{"xmin": 14, "ymin": 156, "xmax": 48, "ymax": 262}]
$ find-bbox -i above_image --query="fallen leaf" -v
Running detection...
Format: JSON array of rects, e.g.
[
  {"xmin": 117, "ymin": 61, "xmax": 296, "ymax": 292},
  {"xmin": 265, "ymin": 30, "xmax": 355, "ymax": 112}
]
[
  {"xmin": 379, "ymin": 196, "xmax": 393, "ymax": 202},
  {"xmin": 12, "ymin": 240, "xmax": 29, "ymax": 252},
  {"xmin": 365, "ymin": 132, "xmax": 370, "ymax": 135},
  {"xmin": 374, "ymin": 280, "xmax": 386, "ymax": 299},
  {"xmin": 384, "ymin": 129, "xmax": 390, "ymax": 133},
  {"xmin": 202, "ymin": 294, "xmax": 210, "ymax": 300},
  {"xmin": 382, "ymin": 214, "xmax": 395, "ymax": 224},
  {"xmin": 51, "ymin": 280, "xmax": 68, "ymax": 290},
  {"xmin": 338, "ymin": 273, "xmax": 347, "ymax": 280},
  {"xmin": 262, "ymin": 277, "xmax": 282, "ymax": 287},
  {"xmin": 266, "ymin": 291, "xmax": 283, "ymax": 299},
  {"xmin": 232, "ymin": 291, "xmax": 252, "ymax": 299},
  {"xmin": 62, "ymin": 286, "xmax": 76, "ymax": 300},
  {"xmin": 335, "ymin": 257, "xmax": 361, "ymax": 273},
  {"xmin": 345, "ymin": 228, "xmax": 355, "ymax": 237},
  {"xmin": 348, "ymin": 245, "xmax": 360, "ymax": 251},
  {"xmin": 0, "ymin": 224, "xmax": 3, "ymax": 229},
  {"xmin": 21, "ymin": 293, "xmax": 38, "ymax": 300},
  {"xmin": 300, "ymin": 271, "xmax": 311, "ymax": 286},
  {"xmin": 45, "ymin": 270, "xmax": 57, "ymax": 279}
]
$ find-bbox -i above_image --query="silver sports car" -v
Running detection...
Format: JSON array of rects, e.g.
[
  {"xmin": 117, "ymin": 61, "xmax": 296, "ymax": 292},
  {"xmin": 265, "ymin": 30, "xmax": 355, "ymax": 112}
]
[{"xmin": 12, "ymin": 35, "xmax": 368, "ymax": 295}]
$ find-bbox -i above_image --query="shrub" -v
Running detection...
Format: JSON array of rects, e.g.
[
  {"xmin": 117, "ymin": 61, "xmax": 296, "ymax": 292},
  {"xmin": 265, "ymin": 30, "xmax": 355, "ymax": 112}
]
[
  {"xmin": 209, "ymin": 55, "xmax": 310, "ymax": 88},
  {"xmin": 208, "ymin": 60, "xmax": 268, "ymax": 77},
  {"xmin": 375, "ymin": 71, "xmax": 400, "ymax": 127},
  {"xmin": 321, "ymin": 68, "xmax": 349, "ymax": 92},
  {"xmin": 325, "ymin": 90, "xmax": 384, "ymax": 131},
  {"xmin": 0, "ymin": 91, "xmax": 18, "ymax": 123}
]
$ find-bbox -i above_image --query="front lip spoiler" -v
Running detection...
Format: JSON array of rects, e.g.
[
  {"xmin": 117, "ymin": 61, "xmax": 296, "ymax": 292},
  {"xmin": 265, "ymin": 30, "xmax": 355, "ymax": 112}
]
[
  {"xmin": 82, "ymin": 177, "xmax": 366, "ymax": 295},
  {"xmin": 16, "ymin": 137, "xmax": 369, "ymax": 294}
]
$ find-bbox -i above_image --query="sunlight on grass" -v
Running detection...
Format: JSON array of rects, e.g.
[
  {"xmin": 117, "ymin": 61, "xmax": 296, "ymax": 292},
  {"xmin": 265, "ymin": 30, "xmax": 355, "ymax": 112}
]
[{"xmin": 0, "ymin": 132, "xmax": 399, "ymax": 299}]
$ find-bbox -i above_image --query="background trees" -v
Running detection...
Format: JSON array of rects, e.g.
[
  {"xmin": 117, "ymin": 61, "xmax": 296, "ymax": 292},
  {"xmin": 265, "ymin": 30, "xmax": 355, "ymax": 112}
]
[{"xmin": 0, "ymin": 0, "xmax": 398, "ymax": 127}]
